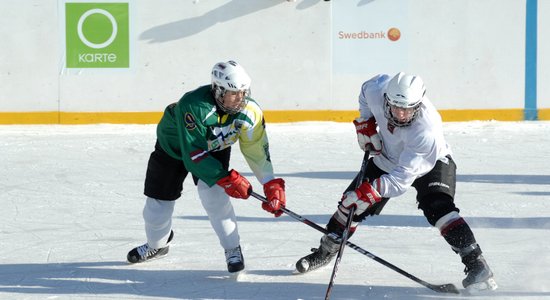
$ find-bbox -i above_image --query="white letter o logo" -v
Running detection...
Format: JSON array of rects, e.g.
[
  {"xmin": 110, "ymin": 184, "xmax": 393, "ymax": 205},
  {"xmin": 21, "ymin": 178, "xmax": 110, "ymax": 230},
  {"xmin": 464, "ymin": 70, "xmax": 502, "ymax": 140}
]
[{"xmin": 77, "ymin": 8, "xmax": 118, "ymax": 49}]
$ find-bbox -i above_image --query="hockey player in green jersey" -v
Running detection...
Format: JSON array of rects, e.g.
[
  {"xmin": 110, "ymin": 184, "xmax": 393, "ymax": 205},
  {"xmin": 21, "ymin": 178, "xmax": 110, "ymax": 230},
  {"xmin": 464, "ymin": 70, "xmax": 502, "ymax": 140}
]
[{"xmin": 127, "ymin": 60, "xmax": 286, "ymax": 273}]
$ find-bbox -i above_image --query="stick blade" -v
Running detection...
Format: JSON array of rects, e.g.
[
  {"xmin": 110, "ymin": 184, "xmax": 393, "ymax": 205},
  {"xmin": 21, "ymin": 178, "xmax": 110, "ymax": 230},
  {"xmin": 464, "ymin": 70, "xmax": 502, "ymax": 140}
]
[{"xmin": 431, "ymin": 283, "xmax": 460, "ymax": 294}]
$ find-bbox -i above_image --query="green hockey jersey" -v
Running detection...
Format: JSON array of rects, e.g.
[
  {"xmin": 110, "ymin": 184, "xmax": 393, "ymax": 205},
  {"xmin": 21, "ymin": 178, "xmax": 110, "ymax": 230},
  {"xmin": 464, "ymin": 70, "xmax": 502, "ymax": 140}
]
[{"xmin": 157, "ymin": 85, "xmax": 274, "ymax": 187}]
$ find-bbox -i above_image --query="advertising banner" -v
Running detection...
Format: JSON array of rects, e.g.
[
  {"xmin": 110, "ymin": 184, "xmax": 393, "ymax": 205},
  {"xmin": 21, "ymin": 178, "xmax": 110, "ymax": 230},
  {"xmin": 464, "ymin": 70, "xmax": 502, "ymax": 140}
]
[
  {"xmin": 64, "ymin": 2, "xmax": 130, "ymax": 68},
  {"xmin": 332, "ymin": 1, "xmax": 408, "ymax": 75}
]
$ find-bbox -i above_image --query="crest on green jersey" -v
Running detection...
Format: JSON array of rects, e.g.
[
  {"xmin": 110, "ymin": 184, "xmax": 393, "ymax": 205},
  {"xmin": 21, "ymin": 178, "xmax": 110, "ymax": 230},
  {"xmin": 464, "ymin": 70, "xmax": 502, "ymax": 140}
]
[{"xmin": 185, "ymin": 113, "xmax": 197, "ymax": 130}]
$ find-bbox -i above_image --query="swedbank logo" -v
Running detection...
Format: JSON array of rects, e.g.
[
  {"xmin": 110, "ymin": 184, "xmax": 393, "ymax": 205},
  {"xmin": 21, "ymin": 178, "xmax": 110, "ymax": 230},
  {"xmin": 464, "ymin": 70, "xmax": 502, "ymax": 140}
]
[
  {"xmin": 337, "ymin": 27, "xmax": 401, "ymax": 42},
  {"xmin": 65, "ymin": 2, "xmax": 129, "ymax": 68}
]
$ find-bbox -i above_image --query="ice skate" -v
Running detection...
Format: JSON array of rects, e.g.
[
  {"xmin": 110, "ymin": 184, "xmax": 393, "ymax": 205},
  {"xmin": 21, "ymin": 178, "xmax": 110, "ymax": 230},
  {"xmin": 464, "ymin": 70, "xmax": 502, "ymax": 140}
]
[
  {"xmin": 127, "ymin": 230, "xmax": 174, "ymax": 264},
  {"xmin": 296, "ymin": 234, "xmax": 339, "ymax": 274},
  {"xmin": 462, "ymin": 254, "xmax": 497, "ymax": 292},
  {"xmin": 295, "ymin": 246, "xmax": 336, "ymax": 274},
  {"xmin": 225, "ymin": 245, "xmax": 245, "ymax": 273}
]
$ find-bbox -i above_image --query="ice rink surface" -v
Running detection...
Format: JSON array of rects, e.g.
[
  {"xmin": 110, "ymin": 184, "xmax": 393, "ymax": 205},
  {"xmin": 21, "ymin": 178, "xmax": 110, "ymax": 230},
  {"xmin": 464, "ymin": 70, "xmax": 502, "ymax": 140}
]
[{"xmin": 1, "ymin": 121, "xmax": 549, "ymax": 299}]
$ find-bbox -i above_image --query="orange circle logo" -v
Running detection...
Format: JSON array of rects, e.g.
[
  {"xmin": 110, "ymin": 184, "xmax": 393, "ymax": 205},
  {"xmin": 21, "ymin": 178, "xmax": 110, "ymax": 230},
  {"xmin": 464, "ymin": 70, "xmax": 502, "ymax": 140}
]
[{"xmin": 387, "ymin": 27, "xmax": 401, "ymax": 41}]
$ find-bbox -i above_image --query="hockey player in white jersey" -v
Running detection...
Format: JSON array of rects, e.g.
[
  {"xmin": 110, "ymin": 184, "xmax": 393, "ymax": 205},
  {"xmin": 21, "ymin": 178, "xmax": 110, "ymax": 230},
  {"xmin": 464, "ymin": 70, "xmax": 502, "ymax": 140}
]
[{"xmin": 295, "ymin": 72, "xmax": 497, "ymax": 292}]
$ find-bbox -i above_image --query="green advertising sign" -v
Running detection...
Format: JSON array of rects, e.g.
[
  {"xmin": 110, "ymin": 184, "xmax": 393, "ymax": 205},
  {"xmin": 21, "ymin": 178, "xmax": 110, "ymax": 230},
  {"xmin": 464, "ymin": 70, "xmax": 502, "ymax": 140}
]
[{"xmin": 65, "ymin": 2, "xmax": 129, "ymax": 68}]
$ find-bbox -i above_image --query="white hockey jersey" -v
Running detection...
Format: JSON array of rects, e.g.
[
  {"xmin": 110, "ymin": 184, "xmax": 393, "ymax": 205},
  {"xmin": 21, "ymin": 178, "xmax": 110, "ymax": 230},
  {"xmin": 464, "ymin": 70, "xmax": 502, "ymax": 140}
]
[{"xmin": 358, "ymin": 74, "xmax": 452, "ymax": 198}]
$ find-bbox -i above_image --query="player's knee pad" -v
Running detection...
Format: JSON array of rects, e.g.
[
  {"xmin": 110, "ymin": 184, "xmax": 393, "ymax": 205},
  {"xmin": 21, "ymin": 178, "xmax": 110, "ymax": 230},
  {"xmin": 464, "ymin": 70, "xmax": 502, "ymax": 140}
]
[
  {"xmin": 417, "ymin": 193, "xmax": 458, "ymax": 226},
  {"xmin": 142, "ymin": 197, "xmax": 175, "ymax": 227}
]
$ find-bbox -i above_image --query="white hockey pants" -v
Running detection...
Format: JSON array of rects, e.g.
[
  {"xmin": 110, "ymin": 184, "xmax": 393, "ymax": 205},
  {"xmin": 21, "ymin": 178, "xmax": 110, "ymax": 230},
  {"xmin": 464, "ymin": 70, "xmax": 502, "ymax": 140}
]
[
  {"xmin": 142, "ymin": 180, "xmax": 240, "ymax": 251},
  {"xmin": 197, "ymin": 180, "xmax": 240, "ymax": 250},
  {"xmin": 143, "ymin": 197, "xmax": 175, "ymax": 249}
]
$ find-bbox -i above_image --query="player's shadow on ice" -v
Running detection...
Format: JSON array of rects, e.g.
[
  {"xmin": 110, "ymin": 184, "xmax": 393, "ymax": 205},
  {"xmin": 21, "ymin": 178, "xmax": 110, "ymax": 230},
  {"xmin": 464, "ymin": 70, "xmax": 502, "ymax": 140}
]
[
  {"xmin": 1, "ymin": 262, "xmax": 549, "ymax": 299},
  {"xmin": 0, "ymin": 261, "xmax": 468, "ymax": 299}
]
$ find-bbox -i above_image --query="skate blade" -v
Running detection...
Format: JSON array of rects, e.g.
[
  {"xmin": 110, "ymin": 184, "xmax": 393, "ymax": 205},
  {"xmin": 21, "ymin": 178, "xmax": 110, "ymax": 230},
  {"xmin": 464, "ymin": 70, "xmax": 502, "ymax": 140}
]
[
  {"xmin": 126, "ymin": 251, "xmax": 169, "ymax": 264},
  {"xmin": 229, "ymin": 270, "xmax": 245, "ymax": 281},
  {"xmin": 293, "ymin": 259, "xmax": 333, "ymax": 275},
  {"xmin": 292, "ymin": 268, "xmax": 307, "ymax": 275},
  {"xmin": 465, "ymin": 278, "xmax": 498, "ymax": 294}
]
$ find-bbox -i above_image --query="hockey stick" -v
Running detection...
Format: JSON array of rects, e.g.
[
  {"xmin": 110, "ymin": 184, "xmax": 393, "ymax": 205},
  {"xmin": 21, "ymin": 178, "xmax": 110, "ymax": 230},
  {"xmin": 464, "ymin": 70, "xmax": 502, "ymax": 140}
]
[
  {"xmin": 324, "ymin": 206, "xmax": 354, "ymax": 300},
  {"xmin": 249, "ymin": 191, "xmax": 460, "ymax": 294},
  {"xmin": 325, "ymin": 151, "xmax": 369, "ymax": 299}
]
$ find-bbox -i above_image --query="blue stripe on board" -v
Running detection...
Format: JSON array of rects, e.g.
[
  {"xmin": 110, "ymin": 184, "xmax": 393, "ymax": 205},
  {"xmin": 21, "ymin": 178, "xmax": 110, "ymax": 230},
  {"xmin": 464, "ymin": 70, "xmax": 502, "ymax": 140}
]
[{"xmin": 525, "ymin": 0, "xmax": 537, "ymax": 120}]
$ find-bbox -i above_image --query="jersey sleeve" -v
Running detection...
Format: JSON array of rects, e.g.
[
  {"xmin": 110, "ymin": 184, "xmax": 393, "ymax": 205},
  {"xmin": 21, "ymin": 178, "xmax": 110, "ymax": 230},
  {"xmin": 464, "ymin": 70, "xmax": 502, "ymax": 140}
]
[
  {"xmin": 238, "ymin": 102, "xmax": 275, "ymax": 184},
  {"xmin": 358, "ymin": 74, "xmax": 390, "ymax": 120},
  {"xmin": 176, "ymin": 102, "xmax": 229, "ymax": 187}
]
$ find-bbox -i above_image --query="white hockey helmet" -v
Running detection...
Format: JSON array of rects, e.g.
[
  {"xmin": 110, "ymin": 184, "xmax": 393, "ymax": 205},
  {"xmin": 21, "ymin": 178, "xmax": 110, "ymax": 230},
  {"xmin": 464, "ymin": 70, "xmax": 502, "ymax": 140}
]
[
  {"xmin": 384, "ymin": 72, "xmax": 426, "ymax": 127},
  {"xmin": 211, "ymin": 60, "xmax": 251, "ymax": 114}
]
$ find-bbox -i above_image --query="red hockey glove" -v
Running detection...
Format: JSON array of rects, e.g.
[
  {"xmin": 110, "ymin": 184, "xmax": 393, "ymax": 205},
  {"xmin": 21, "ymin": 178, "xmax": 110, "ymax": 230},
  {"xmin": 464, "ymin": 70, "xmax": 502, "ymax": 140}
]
[
  {"xmin": 353, "ymin": 117, "xmax": 382, "ymax": 154},
  {"xmin": 217, "ymin": 169, "xmax": 251, "ymax": 199},
  {"xmin": 262, "ymin": 178, "xmax": 286, "ymax": 217},
  {"xmin": 341, "ymin": 181, "xmax": 382, "ymax": 216}
]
